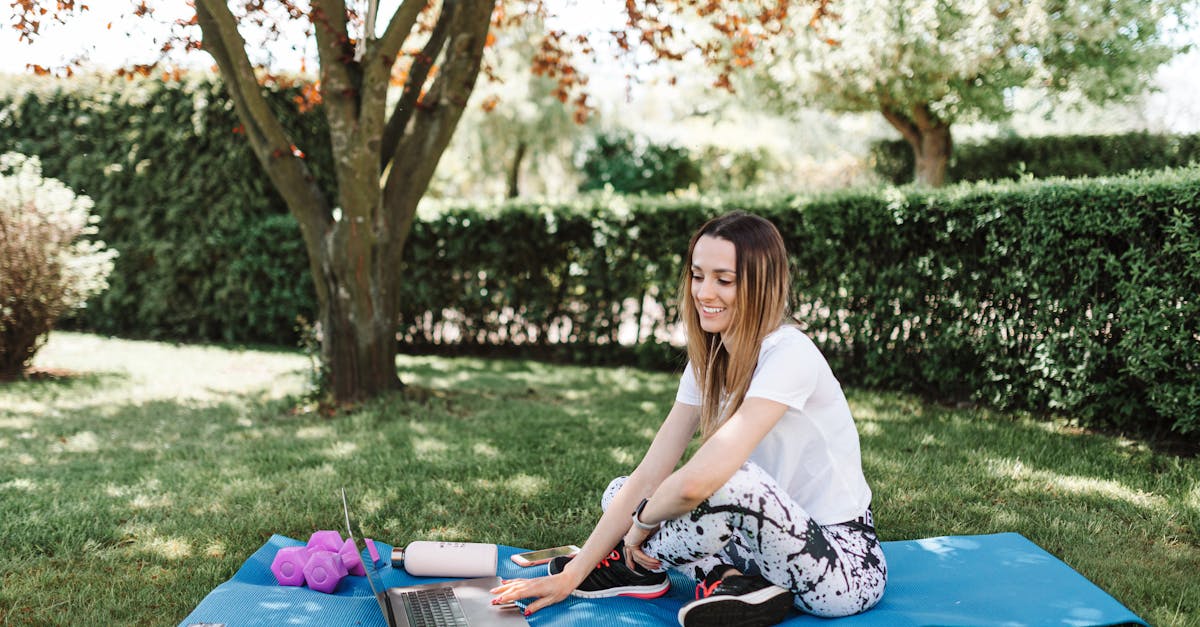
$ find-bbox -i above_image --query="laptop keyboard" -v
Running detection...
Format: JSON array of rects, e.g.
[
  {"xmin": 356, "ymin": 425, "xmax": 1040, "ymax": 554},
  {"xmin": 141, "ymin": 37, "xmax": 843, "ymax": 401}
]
[{"xmin": 399, "ymin": 587, "xmax": 470, "ymax": 627}]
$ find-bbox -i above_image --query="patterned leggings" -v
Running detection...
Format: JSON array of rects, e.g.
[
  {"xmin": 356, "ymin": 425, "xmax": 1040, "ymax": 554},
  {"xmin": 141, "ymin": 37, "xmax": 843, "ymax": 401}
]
[{"xmin": 603, "ymin": 462, "xmax": 887, "ymax": 618}]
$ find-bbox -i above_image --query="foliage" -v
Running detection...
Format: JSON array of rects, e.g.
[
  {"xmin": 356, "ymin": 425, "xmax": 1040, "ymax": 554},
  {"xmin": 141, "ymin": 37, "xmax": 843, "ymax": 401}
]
[
  {"xmin": 2, "ymin": 333, "xmax": 1198, "ymax": 625},
  {"xmin": 0, "ymin": 153, "xmax": 116, "ymax": 377},
  {"xmin": 871, "ymin": 131, "xmax": 1200, "ymax": 184},
  {"xmin": 0, "ymin": 75, "xmax": 323, "ymax": 345},
  {"xmin": 2, "ymin": 76, "xmax": 1195, "ymax": 435},
  {"xmin": 750, "ymin": 0, "xmax": 1193, "ymax": 185},
  {"xmin": 402, "ymin": 169, "xmax": 1200, "ymax": 438},
  {"xmin": 692, "ymin": 145, "xmax": 780, "ymax": 193},
  {"xmin": 577, "ymin": 130, "xmax": 702, "ymax": 194},
  {"xmin": 431, "ymin": 19, "xmax": 592, "ymax": 200},
  {"xmin": 11, "ymin": 0, "xmax": 841, "ymax": 403}
]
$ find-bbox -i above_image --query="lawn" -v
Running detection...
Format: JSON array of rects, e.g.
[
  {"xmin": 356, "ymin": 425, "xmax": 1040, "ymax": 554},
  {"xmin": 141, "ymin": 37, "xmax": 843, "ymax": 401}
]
[{"xmin": 1, "ymin": 332, "xmax": 1197, "ymax": 626}]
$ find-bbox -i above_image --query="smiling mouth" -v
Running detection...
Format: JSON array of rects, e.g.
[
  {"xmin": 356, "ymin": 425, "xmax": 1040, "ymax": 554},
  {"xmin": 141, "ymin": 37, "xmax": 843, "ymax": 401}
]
[{"xmin": 701, "ymin": 306, "xmax": 725, "ymax": 314}]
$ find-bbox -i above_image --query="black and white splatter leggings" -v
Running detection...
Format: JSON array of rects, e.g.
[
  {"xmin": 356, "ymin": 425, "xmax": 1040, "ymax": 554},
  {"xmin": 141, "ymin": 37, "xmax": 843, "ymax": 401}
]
[{"xmin": 603, "ymin": 461, "xmax": 887, "ymax": 618}]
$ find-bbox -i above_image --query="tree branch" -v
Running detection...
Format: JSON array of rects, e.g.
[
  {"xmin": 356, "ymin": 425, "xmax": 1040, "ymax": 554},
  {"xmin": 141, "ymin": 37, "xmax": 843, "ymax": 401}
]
[
  {"xmin": 382, "ymin": 0, "xmax": 492, "ymax": 237},
  {"xmin": 373, "ymin": 0, "xmax": 426, "ymax": 62},
  {"xmin": 379, "ymin": 0, "xmax": 458, "ymax": 171},
  {"xmin": 878, "ymin": 95, "xmax": 921, "ymax": 152},
  {"xmin": 195, "ymin": 0, "xmax": 332, "ymax": 251},
  {"xmin": 357, "ymin": 0, "xmax": 427, "ymax": 154},
  {"xmin": 311, "ymin": 0, "xmax": 360, "ymax": 120}
]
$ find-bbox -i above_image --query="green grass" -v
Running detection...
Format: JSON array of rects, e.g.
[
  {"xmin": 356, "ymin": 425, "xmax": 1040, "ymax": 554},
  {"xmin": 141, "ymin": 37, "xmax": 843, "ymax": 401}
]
[{"xmin": 1, "ymin": 332, "xmax": 1198, "ymax": 626}]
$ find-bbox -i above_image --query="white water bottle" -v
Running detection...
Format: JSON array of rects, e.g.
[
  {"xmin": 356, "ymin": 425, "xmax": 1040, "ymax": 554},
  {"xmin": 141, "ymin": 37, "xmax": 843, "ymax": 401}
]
[{"xmin": 394, "ymin": 541, "xmax": 498, "ymax": 578}]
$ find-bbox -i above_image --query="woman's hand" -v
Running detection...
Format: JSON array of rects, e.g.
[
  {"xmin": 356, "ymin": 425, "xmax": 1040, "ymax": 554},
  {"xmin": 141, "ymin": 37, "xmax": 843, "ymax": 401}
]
[
  {"xmin": 489, "ymin": 572, "xmax": 577, "ymax": 616},
  {"xmin": 623, "ymin": 524, "xmax": 662, "ymax": 571}
]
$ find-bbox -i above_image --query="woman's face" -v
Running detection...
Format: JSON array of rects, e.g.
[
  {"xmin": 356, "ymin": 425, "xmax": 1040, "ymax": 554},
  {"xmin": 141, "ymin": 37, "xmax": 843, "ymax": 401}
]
[{"xmin": 690, "ymin": 235, "xmax": 738, "ymax": 336}]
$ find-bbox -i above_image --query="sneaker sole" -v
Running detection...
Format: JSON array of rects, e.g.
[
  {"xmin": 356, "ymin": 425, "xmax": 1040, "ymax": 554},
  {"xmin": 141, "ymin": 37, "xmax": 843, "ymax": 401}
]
[
  {"xmin": 677, "ymin": 585, "xmax": 793, "ymax": 626},
  {"xmin": 569, "ymin": 579, "xmax": 671, "ymax": 599}
]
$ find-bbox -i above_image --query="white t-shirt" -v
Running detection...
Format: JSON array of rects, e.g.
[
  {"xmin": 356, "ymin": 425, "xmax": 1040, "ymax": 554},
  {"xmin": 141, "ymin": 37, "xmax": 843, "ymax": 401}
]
[{"xmin": 676, "ymin": 325, "xmax": 872, "ymax": 526}]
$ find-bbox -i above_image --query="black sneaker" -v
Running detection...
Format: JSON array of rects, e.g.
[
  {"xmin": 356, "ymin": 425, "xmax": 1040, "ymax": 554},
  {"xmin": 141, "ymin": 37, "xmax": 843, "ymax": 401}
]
[
  {"xmin": 677, "ymin": 565, "xmax": 793, "ymax": 627},
  {"xmin": 547, "ymin": 542, "xmax": 670, "ymax": 599}
]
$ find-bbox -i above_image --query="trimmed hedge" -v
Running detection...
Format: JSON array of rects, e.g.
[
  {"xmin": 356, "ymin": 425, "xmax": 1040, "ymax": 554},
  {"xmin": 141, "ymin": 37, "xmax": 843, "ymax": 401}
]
[
  {"xmin": 1, "ymin": 76, "xmax": 1196, "ymax": 438},
  {"xmin": 872, "ymin": 132, "xmax": 1200, "ymax": 185},
  {"xmin": 0, "ymin": 75, "xmax": 329, "ymax": 344},
  {"xmin": 398, "ymin": 172, "xmax": 1199, "ymax": 437}
]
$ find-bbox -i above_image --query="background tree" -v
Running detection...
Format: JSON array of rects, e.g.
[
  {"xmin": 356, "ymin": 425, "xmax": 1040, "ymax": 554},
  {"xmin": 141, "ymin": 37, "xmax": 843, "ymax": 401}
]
[
  {"xmin": 753, "ymin": 0, "xmax": 1193, "ymax": 186},
  {"xmin": 435, "ymin": 16, "xmax": 589, "ymax": 200},
  {"xmin": 9, "ymin": 0, "xmax": 822, "ymax": 404}
]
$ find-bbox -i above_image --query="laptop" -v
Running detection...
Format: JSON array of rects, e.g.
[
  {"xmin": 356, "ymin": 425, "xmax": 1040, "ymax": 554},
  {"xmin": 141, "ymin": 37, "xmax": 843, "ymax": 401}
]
[{"xmin": 341, "ymin": 490, "xmax": 530, "ymax": 627}]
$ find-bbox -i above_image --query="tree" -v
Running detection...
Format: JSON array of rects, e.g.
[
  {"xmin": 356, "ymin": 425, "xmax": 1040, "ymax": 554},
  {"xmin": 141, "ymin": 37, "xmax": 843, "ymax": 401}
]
[
  {"xmin": 755, "ymin": 0, "xmax": 1192, "ymax": 186},
  {"xmin": 437, "ymin": 17, "xmax": 590, "ymax": 200},
  {"xmin": 10, "ymin": 0, "xmax": 821, "ymax": 404}
]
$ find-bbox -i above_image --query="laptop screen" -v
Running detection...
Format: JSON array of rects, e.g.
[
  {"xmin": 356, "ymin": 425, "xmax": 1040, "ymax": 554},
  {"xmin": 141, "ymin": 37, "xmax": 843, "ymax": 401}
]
[{"xmin": 342, "ymin": 489, "xmax": 396, "ymax": 626}]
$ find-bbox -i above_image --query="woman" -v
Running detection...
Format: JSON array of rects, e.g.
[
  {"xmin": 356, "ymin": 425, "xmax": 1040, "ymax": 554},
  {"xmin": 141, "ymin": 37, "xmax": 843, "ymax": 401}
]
[{"xmin": 491, "ymin": 212, "xmax": 887, "ymax": 626}]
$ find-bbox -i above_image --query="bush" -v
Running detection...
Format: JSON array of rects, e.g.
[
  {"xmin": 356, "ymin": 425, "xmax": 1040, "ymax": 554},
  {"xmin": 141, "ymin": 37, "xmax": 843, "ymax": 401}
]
[
  {"xmin": 872, "ymin": 132, "xmax": 1200, "ymax": 184},
  {"xmin": 2, "ymin": 76, "xmax": 1195, "ymax": 439},
  {"xmin": 0, "ymin": 153, "xmax": 116, "ymax": 377},
  {"xmin": 0, "ymin": 74, "xmax": 326, "ymax": 345},
  {"xmin": 577, "ymin": 131, "xmax": 701, "ymax": 194}
]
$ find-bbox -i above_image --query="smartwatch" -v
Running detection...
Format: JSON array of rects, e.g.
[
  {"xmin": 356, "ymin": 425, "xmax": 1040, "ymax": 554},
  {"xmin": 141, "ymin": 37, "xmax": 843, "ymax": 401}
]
[{"xmin": 631, "ymin": 497, "xmax": 659, "ymax": 531}]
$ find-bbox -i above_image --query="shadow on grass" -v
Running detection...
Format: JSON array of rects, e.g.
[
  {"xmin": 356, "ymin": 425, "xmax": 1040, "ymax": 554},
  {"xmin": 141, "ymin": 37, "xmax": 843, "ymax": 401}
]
[
  {"xmin": 0, "ymin": 368, "xmax": 129, "ymax": 394},
  {"xmin": 2, "ymin": 354, "xmax": 1197, "ymax": 625}
]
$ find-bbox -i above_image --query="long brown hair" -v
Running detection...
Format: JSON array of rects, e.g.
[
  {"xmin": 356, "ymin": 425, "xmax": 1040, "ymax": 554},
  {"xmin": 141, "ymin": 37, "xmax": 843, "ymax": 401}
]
[{"xmin": 680, "ymin": 212, "xmax": 792, "ymax": 441}]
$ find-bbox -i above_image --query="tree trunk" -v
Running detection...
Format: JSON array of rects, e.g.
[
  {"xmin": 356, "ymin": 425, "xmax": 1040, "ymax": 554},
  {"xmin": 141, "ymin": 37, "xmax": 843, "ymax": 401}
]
[
  {"xmin": 318, "ymin": 288, "xmax": 402, "ymax": 401},
  {"xmin": 195, "ymin": 0, "xmax": 494, "ymax": 406},
  {"xmin": 911, "ymin": 125, "xmax": 951, "ymax": 187},
  {"xmin": 507, "ymin": 140, "xmax": 527, "ymax": 198},
  {"xmin": 880, "ymin": 103, "xmax": 953, "ymax": 187},
  {"xmin": 315, "ymin": 212, "xmax": 404, "ymax": 402}
]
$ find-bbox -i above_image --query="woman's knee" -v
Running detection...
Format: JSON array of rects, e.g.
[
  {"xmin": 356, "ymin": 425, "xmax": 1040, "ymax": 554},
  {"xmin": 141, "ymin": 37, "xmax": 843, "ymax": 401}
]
[
  {"xmin": 600, "ymin": 476, "xmax": 627, "ymax": 512},
  {"xmin": 704, "ymin": 461, "xmax": 780, "ymax": 508}
]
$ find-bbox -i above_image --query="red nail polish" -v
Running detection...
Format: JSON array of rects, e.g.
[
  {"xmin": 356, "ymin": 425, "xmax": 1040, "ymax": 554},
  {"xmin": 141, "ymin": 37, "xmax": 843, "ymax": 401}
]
[{"xmin": 524, "ymin": 610, "xmax": 531, "ymax": 617}]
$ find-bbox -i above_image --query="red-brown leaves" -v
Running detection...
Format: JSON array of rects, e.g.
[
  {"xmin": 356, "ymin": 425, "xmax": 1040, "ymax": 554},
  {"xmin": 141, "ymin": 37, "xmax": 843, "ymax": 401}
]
[{"xmin": 293, "ymin": 82, "xmax": 323, "ymax": 113}]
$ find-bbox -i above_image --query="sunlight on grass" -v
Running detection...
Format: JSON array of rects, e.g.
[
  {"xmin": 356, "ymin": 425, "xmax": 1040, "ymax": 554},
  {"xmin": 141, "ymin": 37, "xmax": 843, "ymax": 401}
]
[
  {"xmin": 24, "ymin": 331, "xmax": 307, "ymax": 408},
  {"xmin": 609, "ymin": 447, "xmax": 636, "ymax": 465},
  {"xmin": 322, "ymin": 441, "xmax": 359, "ymax": 459},
  {"xmin": 987, "ymin": 457, "xmax": 1168, "ymax": 509},
  {"xmin": 1, "ymin": 477, "xmax": 36, "ymax": 491},
  {"xmin": 58, "ymin": 430, "xmax": 100, "ymax": 452},
  {"xmin": 204, "ymin": 540, "xmax": 227, "ymax": 559},
  {"xmin": 131, "ymin": 493, "xmax": 174, "ymax": 510},
  {"xmin": 500, "ymin": 474, "xmax": 547, "ymax": 498},
  {"xmin": 0, "ymin": 416, "xmax": 33, "ymax": 429},
  {"xmin": 1184, "ymin": 484, "xmax": 1200, "ymax": 512},
  {"xmin": 296, "ymin": 425, "xmax": 334, "ymax": 440},
  {"xmin": 3, "ymin": 334, "xmax": 1197, "ymax": 625},
  {"xmin": 472, "ymin": 442, "xmax": 500, "ymax": 458},
  {"xmin": 140, "ymin": 535, "xmax": 195, "ymax": 560},
  {"xmin": 414, "ymin": 437, "xmax": 450, "ymax": 459}
]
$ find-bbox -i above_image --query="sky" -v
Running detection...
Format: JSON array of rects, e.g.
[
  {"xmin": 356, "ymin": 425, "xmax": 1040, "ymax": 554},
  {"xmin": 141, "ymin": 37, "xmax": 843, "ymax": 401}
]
[{"xmin": 0, "ymin": 1, "xmax": 1197, "ymax": 133}]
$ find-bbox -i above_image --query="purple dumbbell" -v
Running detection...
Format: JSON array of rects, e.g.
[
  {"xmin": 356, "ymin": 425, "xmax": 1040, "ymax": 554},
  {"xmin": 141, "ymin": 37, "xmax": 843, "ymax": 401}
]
[
  {"xmin": 339, "ymin": 538, "xmax": 366, "ymax": 576},
  {"xmin": 303, "ymin": 550, "xmax": 348, "ymax": 593},
  {"xmin": 271, "ymin": 546, "xmax": 310, "ymax": 586},
  {"xmin": 307, "ymin": 530, "xmax": 344, "ymax": 552}
]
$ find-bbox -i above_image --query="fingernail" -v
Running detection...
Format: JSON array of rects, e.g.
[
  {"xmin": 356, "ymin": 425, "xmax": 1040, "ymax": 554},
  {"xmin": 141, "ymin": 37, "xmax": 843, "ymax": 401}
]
[{"xmin": 524, "ymin": 610, "xmax": 531, "ymax": 617}]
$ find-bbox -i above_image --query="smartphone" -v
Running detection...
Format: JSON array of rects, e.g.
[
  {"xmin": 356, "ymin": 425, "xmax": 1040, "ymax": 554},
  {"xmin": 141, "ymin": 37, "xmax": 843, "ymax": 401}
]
[{"xmin": 510, "ymin": 545, "xmax": 581, "ymax": 567}]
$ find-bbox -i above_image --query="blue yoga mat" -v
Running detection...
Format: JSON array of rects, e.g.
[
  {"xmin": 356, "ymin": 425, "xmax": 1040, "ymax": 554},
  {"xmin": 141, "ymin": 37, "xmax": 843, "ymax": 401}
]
[{"xmin": 179, "ymin": 532, "xmax": 1147, "ymax": 627}]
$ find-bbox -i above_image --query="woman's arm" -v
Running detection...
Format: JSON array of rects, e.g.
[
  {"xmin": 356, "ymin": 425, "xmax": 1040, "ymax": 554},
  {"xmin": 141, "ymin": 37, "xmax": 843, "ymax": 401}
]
[
  {"xmin": 489, "ymin": 400, "xmax": 699, "ymax": 614},
  {"xmin": 559, "ymin": 400, "xmax": 699, "ymax": 581},
  {"xmin": 627, "ymin": 397, "xmax": 788, "ymax": 535}
]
